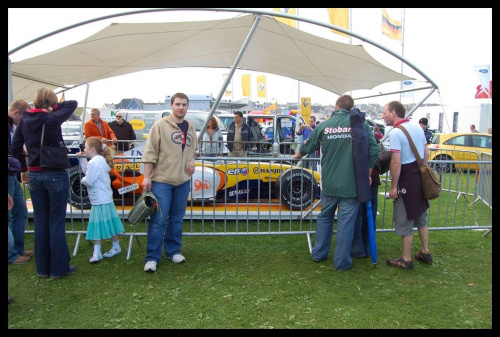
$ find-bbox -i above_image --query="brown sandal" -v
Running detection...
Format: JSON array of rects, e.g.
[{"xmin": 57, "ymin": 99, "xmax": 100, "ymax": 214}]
[{"xmin": 387, "ymin": 256, "xmax": 413, "ymax": 269}]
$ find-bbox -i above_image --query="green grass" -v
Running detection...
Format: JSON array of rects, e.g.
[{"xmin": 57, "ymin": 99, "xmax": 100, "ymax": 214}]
[{"xmin": 8, "ymin": 227, "xmax": 492, "ymax": 329}]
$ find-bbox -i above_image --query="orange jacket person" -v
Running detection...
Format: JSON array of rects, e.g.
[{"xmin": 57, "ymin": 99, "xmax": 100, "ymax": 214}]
[{"xmin": 84, "ymin": 108, "xmax": 117, "ymax": 147}]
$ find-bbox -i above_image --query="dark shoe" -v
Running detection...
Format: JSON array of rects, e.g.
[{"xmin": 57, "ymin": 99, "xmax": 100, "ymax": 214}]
[
  {"xmin": 387, "ymin": 257, "xmax": 413, "ymax": 269},
  {"xmin": 8, "ymin": 296, "xmax": 14, "ymax": 305},
  {"xmin": 51, "ymin": 265, "xmax": 77, "ymax": 279},
  {"xmin": 414, "ymin": 250, "xmax": 433, "ymax": 263},
  {"xmin": 22, "ymin": 250, "xmax": 35, "ymax": 258},
  {"xmin": 11, "ymin": 255, "xmax": 30, "ymax": 265}
]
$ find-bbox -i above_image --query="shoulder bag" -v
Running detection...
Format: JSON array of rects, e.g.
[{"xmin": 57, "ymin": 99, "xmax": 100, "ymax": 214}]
[
  {"xmin": 398, "ymin": 125, "xmax": 441, "ymax": 200},
  {"xmin": 40, "ymin": 124, "xmax": 71, "ymax": 169}
]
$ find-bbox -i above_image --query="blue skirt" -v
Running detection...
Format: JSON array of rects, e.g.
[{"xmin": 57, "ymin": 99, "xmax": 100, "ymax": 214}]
[{"xmin": 86, "ymin": 202, "xmax": 125, "ymax": 241}]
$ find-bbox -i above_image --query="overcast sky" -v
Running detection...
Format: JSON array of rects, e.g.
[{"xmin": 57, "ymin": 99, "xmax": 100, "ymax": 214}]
[{"xmin": 8, "ymin": 8, "xmax": 492, "ymax": 110}]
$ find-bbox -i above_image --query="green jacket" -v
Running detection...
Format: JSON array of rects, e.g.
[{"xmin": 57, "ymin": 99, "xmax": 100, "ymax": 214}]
[{"xmin": 299, "ymin": 109, "xmax": 379, "ymax": 198}]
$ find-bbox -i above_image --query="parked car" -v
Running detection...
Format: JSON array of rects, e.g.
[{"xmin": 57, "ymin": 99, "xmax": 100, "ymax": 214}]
[{"xmin": 428, "ymin": 132, "xmax": 492, "ymax": 172}]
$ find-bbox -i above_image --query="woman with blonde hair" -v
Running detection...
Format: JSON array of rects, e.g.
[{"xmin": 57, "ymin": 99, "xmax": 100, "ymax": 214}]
[
  {"xmin": 11, "ymin": 87, "xmax": 78, "ymax": 279},
  {"xmin": 201, "ymin": 116, "xmax": 223, "ymax": 157}
]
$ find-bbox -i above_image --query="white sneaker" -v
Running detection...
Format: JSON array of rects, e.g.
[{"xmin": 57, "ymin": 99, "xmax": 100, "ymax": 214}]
[
  {"xmin": 89, "ymin": 252, "xmax": 103, "ymax": 263},
  {"xmin": 166, "ymin": 253, "xmax": 186, "ymax": 264},
  {"xmin": 144, "ymin": 261, "xmax": 157, "ymax": 272},
  {"xmin": 103, "ymin": 247, "xmax": 121, "ymax": 258}
]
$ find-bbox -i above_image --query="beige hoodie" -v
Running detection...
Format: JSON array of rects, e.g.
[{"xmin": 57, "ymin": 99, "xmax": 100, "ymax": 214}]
[{"xmin": 141, "ymin": 114, "xmax": 198, "ymax": 186}]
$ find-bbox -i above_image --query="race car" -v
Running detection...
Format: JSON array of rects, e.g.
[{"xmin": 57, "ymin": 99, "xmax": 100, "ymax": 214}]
[{"xmin": 68, "ymin": 144, "xmax": 321, "ymax": 211}]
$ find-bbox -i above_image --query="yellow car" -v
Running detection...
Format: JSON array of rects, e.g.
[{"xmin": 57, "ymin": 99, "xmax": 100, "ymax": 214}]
[{"xmin": 428, "ymin": 132, "xmax": 492, "ymax": 172}]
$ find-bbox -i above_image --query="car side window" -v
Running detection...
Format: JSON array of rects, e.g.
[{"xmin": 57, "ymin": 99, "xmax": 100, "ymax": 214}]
[
  {"xmin": 472, "ymin": 135, "xmax": 491, "ymax": 149},
  {"xmin": 446, "ymin": 135, "xmax": 467, "ymax": 147}
]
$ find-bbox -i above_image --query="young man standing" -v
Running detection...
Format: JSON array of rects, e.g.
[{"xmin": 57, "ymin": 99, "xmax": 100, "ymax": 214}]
[
  {"xmin": 226, "ymin": 111, "xmax": 252, "ymax": 157},
  {"xmin": 141, "ymin": 93, "xmax": 197, "ymax": 273},
  {"xmin": 381, "ymin": 101, "xmax": 432, "ymax": 269}
]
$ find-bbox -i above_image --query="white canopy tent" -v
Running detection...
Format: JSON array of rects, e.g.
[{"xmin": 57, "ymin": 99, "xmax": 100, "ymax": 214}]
[
  {"xmin": 9, "ymin": 12, "xmax": 419, "ymax": 104},
  {"xmin": 8, "ymin": 9, "xmax": 438, "ymax": 142}
]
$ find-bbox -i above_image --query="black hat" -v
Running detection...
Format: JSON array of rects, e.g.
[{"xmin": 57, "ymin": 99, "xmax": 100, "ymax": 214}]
[{"xmin": 419, "ymin": 118, "xmax": 428, "ymax": 126}]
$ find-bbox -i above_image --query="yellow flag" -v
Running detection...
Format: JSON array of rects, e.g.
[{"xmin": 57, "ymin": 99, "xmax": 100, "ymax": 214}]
[
  {"xmin": 59, "ymin": 92, "xmax": 65, "ymax": 102},
  {"xmin": 327, "ymin": 8, "xmax": 350, "ymax": 38},
  {"xmin": 273, "ymin": 8, "xmax": 297, "ymax": 28},
  {"xmin": 382, "ymin": 8, "xmax": 402, "ymax": 41},
  {"xmin": 223, "ymin": 73, "xmax": 232, "ymax": 97},
  {"xmin": 241, "ymin": 74, "xmax": 251, "ymax": 97},
  {"xmin": 257, "ymin": 75, "xmax": 266, "ymax": 98},
  {"xmin": 301, "ymin": 97, "xmax": 311, "ymax": 120}
]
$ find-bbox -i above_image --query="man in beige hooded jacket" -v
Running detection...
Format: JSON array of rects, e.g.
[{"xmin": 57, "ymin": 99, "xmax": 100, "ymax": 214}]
[{"xmin": 141, "ymin": 92, "xmax": 197, "ymax": 273}]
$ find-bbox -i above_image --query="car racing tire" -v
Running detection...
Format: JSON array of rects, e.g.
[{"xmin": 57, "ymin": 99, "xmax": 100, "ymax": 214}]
[
  {"xmin": 275, "ymin": 168, "xmax": 319, "ymax": 211},
  {"xmin": 68, "ymin": 166, "xmax": 91, "ymax": 209}
]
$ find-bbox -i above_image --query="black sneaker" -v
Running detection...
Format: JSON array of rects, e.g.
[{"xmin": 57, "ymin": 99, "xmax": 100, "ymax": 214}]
[
  {"xmin": 387, "ymin": 257, "xmax": 413, "ymax": 269},
  {"xmin": 414, "ymin": 250, "xmax": 433, "ymax": 263}
]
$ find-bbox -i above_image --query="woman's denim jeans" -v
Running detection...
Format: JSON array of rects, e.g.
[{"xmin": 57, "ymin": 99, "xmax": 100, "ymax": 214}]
[
  {"xmin": 29, "ymin": 170, "xmax": 71, "ymax": 277},
  {"xmin": 145, "ymin": 180, "xmax": 191, "ymax": 263},
  {"xmin": 8, "ymin": 175, "xmax": 28, "ymax": 263},
  {"xmin": 312, "ymin": 194, "xmax": 360, "ymax": 271}
]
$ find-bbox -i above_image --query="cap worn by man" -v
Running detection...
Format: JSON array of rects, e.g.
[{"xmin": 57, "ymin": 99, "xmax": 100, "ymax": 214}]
[{"xmin": 419, "ymin": 118, "xmax": 428, "ymax": 126}]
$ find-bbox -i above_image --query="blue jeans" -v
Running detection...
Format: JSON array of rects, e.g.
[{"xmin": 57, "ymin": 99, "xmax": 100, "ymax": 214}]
[
  {"xmin": 8, "ymin": 226, "xmax": 14, "ymax": 257},
  {"xmin": 351, "ymin": 184, "xmax": 379, "ymax": 257},
  {"xmin": 29, "ymin": 170, "xmax": 72, "ymax": 277},
  {"xmin": 145, "ymin": 180, "xmax": 190, "ymax": 263},
  {"xmin": 8, "ymin": 176, "xmax": 29, "ymax": 263},
  {"xmin": 312, "ymin": 194, "xmax": 360, "ymax": 271}
]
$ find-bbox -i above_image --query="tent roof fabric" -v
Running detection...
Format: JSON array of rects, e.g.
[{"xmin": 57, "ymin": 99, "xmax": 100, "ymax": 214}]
[{"xmin": 10, "ymin": 14, "xmax": 413, "ymax": 103}]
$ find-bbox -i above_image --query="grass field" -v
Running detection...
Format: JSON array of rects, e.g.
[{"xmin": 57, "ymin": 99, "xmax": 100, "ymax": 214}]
[{"xmin": 8, "ymin": 226, "xmax": 492, "ymax": 329}]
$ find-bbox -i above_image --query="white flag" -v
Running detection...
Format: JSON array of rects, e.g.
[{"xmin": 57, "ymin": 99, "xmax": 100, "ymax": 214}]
[
  {"xmin": 402, "ymin": 80, "xmax": 415, "ymax": 97},
  {"xmin": 474, "ymin": 65, "xmax": 491, "ymax": 99}
]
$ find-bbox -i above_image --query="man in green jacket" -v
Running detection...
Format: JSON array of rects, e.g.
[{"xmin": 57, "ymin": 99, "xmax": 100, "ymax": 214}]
[{"xmin": 292, "ymin": 95, "xmax": 379, "ymax": 271}]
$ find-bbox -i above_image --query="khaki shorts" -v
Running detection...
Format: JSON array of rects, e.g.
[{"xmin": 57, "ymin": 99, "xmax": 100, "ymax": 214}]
[{"xmin": 393, "ymin": 197, "xmax": 428, "ymax": 236}]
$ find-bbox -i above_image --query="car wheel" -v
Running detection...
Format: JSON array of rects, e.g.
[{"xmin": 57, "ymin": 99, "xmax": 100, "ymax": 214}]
[
  {"xmin": 68, "ymin": 166, "xmax": 91, "ymax": 209},
  {"xmin": 431, "ymin": 154, "xmax": 453, "ymax": 173},
  {"xmin": 275, "ymin": 168, "xmax": 319, "ymax": 210}
]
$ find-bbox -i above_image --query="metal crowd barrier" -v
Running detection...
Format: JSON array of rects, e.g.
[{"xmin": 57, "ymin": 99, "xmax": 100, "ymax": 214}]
[{"xmin": 22, "ymin": 149, "xmax": 492, "ymax": 259}]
